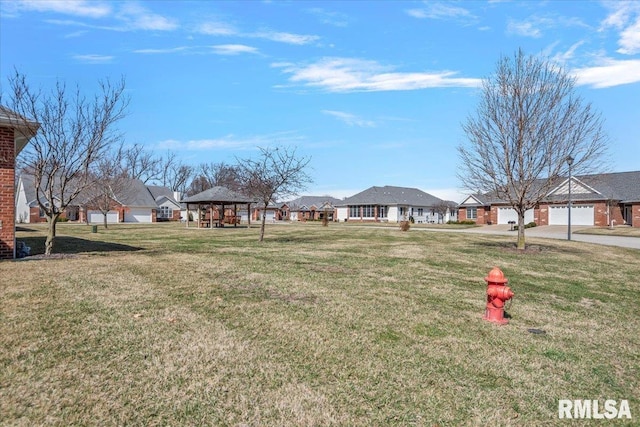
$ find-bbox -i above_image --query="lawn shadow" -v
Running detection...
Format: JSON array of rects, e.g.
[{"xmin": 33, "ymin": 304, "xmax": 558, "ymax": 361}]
[
  {"xmin": 472, "ymin": 240, "xmax": 586, "ymax": 255},
  {"xmin": 17, "ymin": 235, "xmax": 144, "ymax": 257}
]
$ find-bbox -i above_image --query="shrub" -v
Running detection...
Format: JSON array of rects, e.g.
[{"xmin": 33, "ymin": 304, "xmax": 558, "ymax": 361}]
[
  {"xmin": 447, "ymin": 220, "xmax": 476, "ymax": 225},
  {"xmin": 399, "ymin": 220, "xmax": 411, "ymax": 231}
]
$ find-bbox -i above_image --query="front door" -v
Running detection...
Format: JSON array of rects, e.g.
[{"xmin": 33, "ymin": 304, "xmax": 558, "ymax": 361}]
[{"xmin": 623, "ymin": 205, "xmax": 633, "ymax": 226}]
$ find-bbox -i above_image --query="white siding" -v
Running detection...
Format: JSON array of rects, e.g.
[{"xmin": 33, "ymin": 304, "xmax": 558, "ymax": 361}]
[
  {"xmin": 15, "ymin": 183, "xmax": 30, "ymax": 223},
  {"xmin": 125, "ymin": 208, "xmax": 153, "ymax": 223},
  {"xmin": 497, "ymin": 208, "xmax": 534, "ymax": 224},
  {"xmin": 548, "ymin": 205, "xmax": 594, "ymax": 226},
  {"xmin": 387, "ymin": 206, "xmax": 399, "ymax": 222},
  {"xmin": 336, "ymin": 207, "xmax": 348, "ymax": 222},
  {"xmin": 88, "ymin": 210, "xmax": 119, "ymax": 223}
]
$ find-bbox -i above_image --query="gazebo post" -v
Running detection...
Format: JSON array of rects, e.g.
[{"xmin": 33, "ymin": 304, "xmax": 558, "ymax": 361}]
[
  {"xmin": 197, "ymin": 203, "xmax": 201, "ymax": 228},
  {"xmin": 247, "ymin": 203, "xmax": 251, "ymax": 228},
  {"xmin": 186, "ymin": 204, "xmax": 189, "ymax": 228},
  {"xmin": 221, "ymin": 203, "xmax": 225, "ymax": 228},
  {"xmin": 234, "ymin": 204, "xmax": 237, "ymax": 228}
]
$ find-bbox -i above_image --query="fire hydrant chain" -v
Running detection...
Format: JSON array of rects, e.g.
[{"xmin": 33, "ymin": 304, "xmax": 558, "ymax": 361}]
[{"xmin": 483, "ymin": 267, "xmax": 514, "ymax": 325}]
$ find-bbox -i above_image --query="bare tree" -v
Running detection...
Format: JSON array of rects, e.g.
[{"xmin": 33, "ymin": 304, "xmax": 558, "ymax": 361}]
[
  {"xmin": 237, "ymin": 146, "xmax": 312, "ymax": 242},
  {"xmin": 433, "ymin": 200, "xmax": 458, "ymax": 224},
  {"xmin": 160, "ymin": 150, "xmax": 193, "ymax": 194},
  {"xmin": 3, "ymin": 70, "xmax": 128, "ymax": 255},
  {"xmin": 84, "ymin": 150, "xmax": 131, "ymax": 229},
  {"xmin": 200, "ymin": 162, "xmax": 242, "ymax": 190},
  {"xmin": 121, "ymin": 142, "xmax": 160, "ymax": 183},
  {"xmin": 458, "ymin": 49, "xmax": 608, "ymax": 250}
]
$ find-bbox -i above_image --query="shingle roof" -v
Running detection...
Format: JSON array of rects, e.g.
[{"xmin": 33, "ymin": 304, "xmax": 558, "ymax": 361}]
[
  {"xmin": 337, "ymin": 186, "xmax": 443, "ymax": 207},
  {"xmin": 114, "ymin": 179, "xmax": 158, "ymax": 207},
  {"xmin": 146, "ymin": 185, "xmax": 179, "ymax": 206},
  {"xmin": 461, "ymin": 171, "xmax": 640, "ymax": 205},
  {"xmin": 286, "ymin": 195, "xmax": 342, "ymax": 211},
  {"xmin": 182, "ymin": 186, "xmax": 255, "ymax": 204}
]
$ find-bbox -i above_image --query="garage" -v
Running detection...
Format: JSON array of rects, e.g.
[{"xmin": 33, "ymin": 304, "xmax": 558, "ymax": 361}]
[
  {"xmin": 548, "ymin": 205, "xmax": 594, "ymax": 226},
  {"xmin": 124, "ymin": 208, "xmax": 152, "ymax": 223},
  {"xmin": 497, "ymin": 207, "xmax": 534, "ymax": 224},
  {"xmin": 88, "ymin": 210, "xmax": 119, "ymax": 224}
]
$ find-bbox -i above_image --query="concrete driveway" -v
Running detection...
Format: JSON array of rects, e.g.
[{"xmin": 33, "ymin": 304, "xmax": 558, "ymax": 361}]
[{"xmin": 458, "ymin": 225, "xmax": 640, "ymax": 250}]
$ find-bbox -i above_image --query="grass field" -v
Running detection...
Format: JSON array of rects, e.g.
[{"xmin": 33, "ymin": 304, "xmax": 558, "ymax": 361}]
[{"xmin": 2, "ymin": 222, "xmax": 639, "ymax": 425}]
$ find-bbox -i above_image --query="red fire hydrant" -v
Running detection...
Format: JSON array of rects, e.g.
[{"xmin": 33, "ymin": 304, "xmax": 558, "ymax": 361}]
[{"xmin": 483, "ymin": 267, "xmax": 514, "ymax": 325}]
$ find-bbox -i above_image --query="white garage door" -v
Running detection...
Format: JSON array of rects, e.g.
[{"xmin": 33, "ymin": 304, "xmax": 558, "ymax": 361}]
[
  {"xmin": 125, "ymin": 208, "xmax": 152, "ymax": 223},
  {"xmin": 548, "ymin": 205, "xmax": 594, "ymax": 226},
  {"xmin": 497, "ymin": 207, "xmax": 534, "ymax": 224},
  {"xmin": 88, "ymin": 210, "xmax": 119, "ymax": 224}
]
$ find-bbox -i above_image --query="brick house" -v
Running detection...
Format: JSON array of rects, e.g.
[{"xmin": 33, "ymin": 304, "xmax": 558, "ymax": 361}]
[
  {"xmin": 284, "ymin": 196, "xmax": 342, "ymax": 221},
  {"xmin": 0, "ymin": 107, "xmax": 38, "ymax": 259},
  {"xmin": 15, "ymin": 174, "xmax": 181, "ymax": 224},
  {"xmin": 458, "ymin": 171, "xmax": 640, "ymax": 227}
]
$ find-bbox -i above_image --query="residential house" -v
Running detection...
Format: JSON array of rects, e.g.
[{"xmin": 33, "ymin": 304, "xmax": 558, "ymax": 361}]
[
  {"xmin": 335, "ymin": 185, "xmax": 452, "ymax": 223},
  {"xmin": 1, "ymin": 107, "xmax": 38, "ymax": 259},
  {"xmin": 15, "ymin": 174, "xmax": 181, "ymax": 224},
  {"xmin": 285, "ymin": 196, "xmax": 342, "ymax": 221},
  {"xmin": 458, "ymin": 170, "xmax": 640, "ymax": 227}
]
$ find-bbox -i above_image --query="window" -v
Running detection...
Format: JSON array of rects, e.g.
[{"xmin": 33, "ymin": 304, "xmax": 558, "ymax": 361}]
[
  {"xmin": 159, "ymin": 206, "xmax": 173, "ymax": 219},
  {"xmin": 349, "ymin": 205, "xmax": 386, "ymax": 218},
  {"xmin": 467, "ymin": 207, "xmax": 477, "ymax": 220},
  {"xmin": 417, "ymin": 208, "xmax": 424, "ymax": 216}
]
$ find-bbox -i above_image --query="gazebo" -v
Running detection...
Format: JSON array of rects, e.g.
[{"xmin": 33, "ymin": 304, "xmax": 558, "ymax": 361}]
[{"xmin": 181, "ymin": 186, "xmax": 255, "ymax": 228}]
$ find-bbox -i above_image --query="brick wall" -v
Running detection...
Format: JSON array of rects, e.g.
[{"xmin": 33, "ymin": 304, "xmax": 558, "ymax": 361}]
[
  {"xmin": 0, "ymin": 126, "xmax": 16, "ymax": 259},
  {"xmin": 632, "ymin": 204, "xmax": 640, "ymax": 228}
]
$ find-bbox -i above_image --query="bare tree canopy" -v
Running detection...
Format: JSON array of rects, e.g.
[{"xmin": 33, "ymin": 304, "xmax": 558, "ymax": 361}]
[
  {"xmin": 237, "ymin": 146, "xmax": 312, "ymax": 241},
  {"xmin": 120, "ymin": 142, "xmax": 161, "ymax": 184},
  {"xmin": 84, "ymin": 149, "xmax": 131, "ymax": 229},
  {"xmin": 458, "ymin": 49, "xmax": 609, "ymax": 249},
  {"xmin": 186, "ymin": 162, "xmax": 241, "ymax": 196},
  {"xmin": 160, "ymin": 151, "xmax": 193, "ymax": 195},
  {"xmin": 2, "ymin": 70, "xmax": 129, "ymax": 255}
]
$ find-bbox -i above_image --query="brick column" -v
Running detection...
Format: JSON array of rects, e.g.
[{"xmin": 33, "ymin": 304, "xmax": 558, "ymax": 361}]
[{"xmin": 0, "ymin": 126, "xmax": 16, "ymax": 259}]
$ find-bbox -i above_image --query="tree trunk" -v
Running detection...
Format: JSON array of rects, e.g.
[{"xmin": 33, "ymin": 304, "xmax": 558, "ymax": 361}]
[
  {"xmin": 259, "ymin": 203, "xmax": 267, "ymax": 242},
  {"xmin": 517, "ymin": 212, "xmax": 526, "ymax": 250},
  {"xmin": 103, "ymin": 212, "xmax": 109, "ymax": 229},
  {"xmin": 45, "ymin": 214, "xmax": 60, "ymax": 256}
]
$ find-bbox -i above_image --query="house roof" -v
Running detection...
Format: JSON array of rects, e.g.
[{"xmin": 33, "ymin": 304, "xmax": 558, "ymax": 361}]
[
  {"xmin": 337, "ymin": 185, "xmax": 443, "ymax": 207},
  {"xmin": 285, "ymin": 195, "xmax": 342, "ymax": 211},
  {"xmin": 147, "ymin": 185, "xmax": 180, "ymax": 207},
  {"xmin": 0, "ymin": 106, "xmax": 39, "ymax": 155},
  {"xmin": 182, "ymin": 186, "xmax": 255, "ymax": 204},
  {"xmin": 111, "ymin": 179, "xmax": 158, "ymax": 207},
  {"xmin": 459, "ymin": 171, "xmax": 640, "ymax": 206}
]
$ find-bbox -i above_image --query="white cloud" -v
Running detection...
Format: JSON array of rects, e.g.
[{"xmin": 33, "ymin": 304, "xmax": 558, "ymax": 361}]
[
  {"xmin": 116, "ymin": 3, "xmax": 177, "ymax": 31},
  {"xmin": 307, "ymin": 7, "xmax": 348, "ymax": 27},
  {"xmin": 274, "ymin": 57, "xmax": 481, "ymax": 92},
  {"xmin": 134, "ymin": 46, "xmax": 191, "ymax": 54},
  {"xmin": 157, "ymin": 131, "xmax": 304, "ymax": 151},
  {"xmin": 617, "ymin": 16, "xmax": 640, "ymax": 54},
  {"xmin": 507, "ymin": 19, "xmax": 542, "ymax": 38},
  {"xmin": 572, "ymin": 58, "xmax": 640, "ymax": 88},
  {"xmin": 406, "ymin": 2, "xmax": 477, "ymax": 25},
  {"xmin": 73, "ymin": 54, "xmax": 114, "ymax": 64},
  {"xmin": 507, "ymin": 15, "xmax": 588, "ymax": 39},
  {"xmin": 211, "ymin": 44, "xmax": 259, "ymax": 55},
  {"xmin": 322, "ymin": 110, "xmax": 376, "ymax": 127},
  {"xmin": 17, "ymin": 0, "xmax": 111, "ymax": 18},
  {"xmin": 196, "ymin": 21, "xmax": 238, "ymax": 36},
  {"xmin": 251, "ymin": 30, "xmax": 320, "ymax": 45}
]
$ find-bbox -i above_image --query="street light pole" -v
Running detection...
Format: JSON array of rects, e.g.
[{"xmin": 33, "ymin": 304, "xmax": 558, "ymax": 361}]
[{"xmin": 566, "ymin": 155, "xmax": 574, "ymax": 240}]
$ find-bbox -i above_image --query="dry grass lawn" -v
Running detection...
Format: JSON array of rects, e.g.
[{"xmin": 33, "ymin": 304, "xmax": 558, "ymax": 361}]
[{"xmin": 2, "ymin": 222, "xmax": 639, "ymax": 425}]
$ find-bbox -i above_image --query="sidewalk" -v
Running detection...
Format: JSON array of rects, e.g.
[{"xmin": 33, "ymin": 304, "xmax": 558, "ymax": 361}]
[{"xmin": 459, "ymin": 225, "xmax": 640, "ymax": 250}]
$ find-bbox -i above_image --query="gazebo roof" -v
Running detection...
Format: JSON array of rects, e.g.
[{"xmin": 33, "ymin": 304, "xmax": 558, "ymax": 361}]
[{"xmin": 182, "ymin": 186, "xmax": 255, "ymax": 204}]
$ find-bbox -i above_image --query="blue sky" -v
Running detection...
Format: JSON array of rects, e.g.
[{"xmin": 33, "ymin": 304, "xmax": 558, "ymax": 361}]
[{"xmin": 1, "ymin": 0, "xmax": 639, "ymax": 202}]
